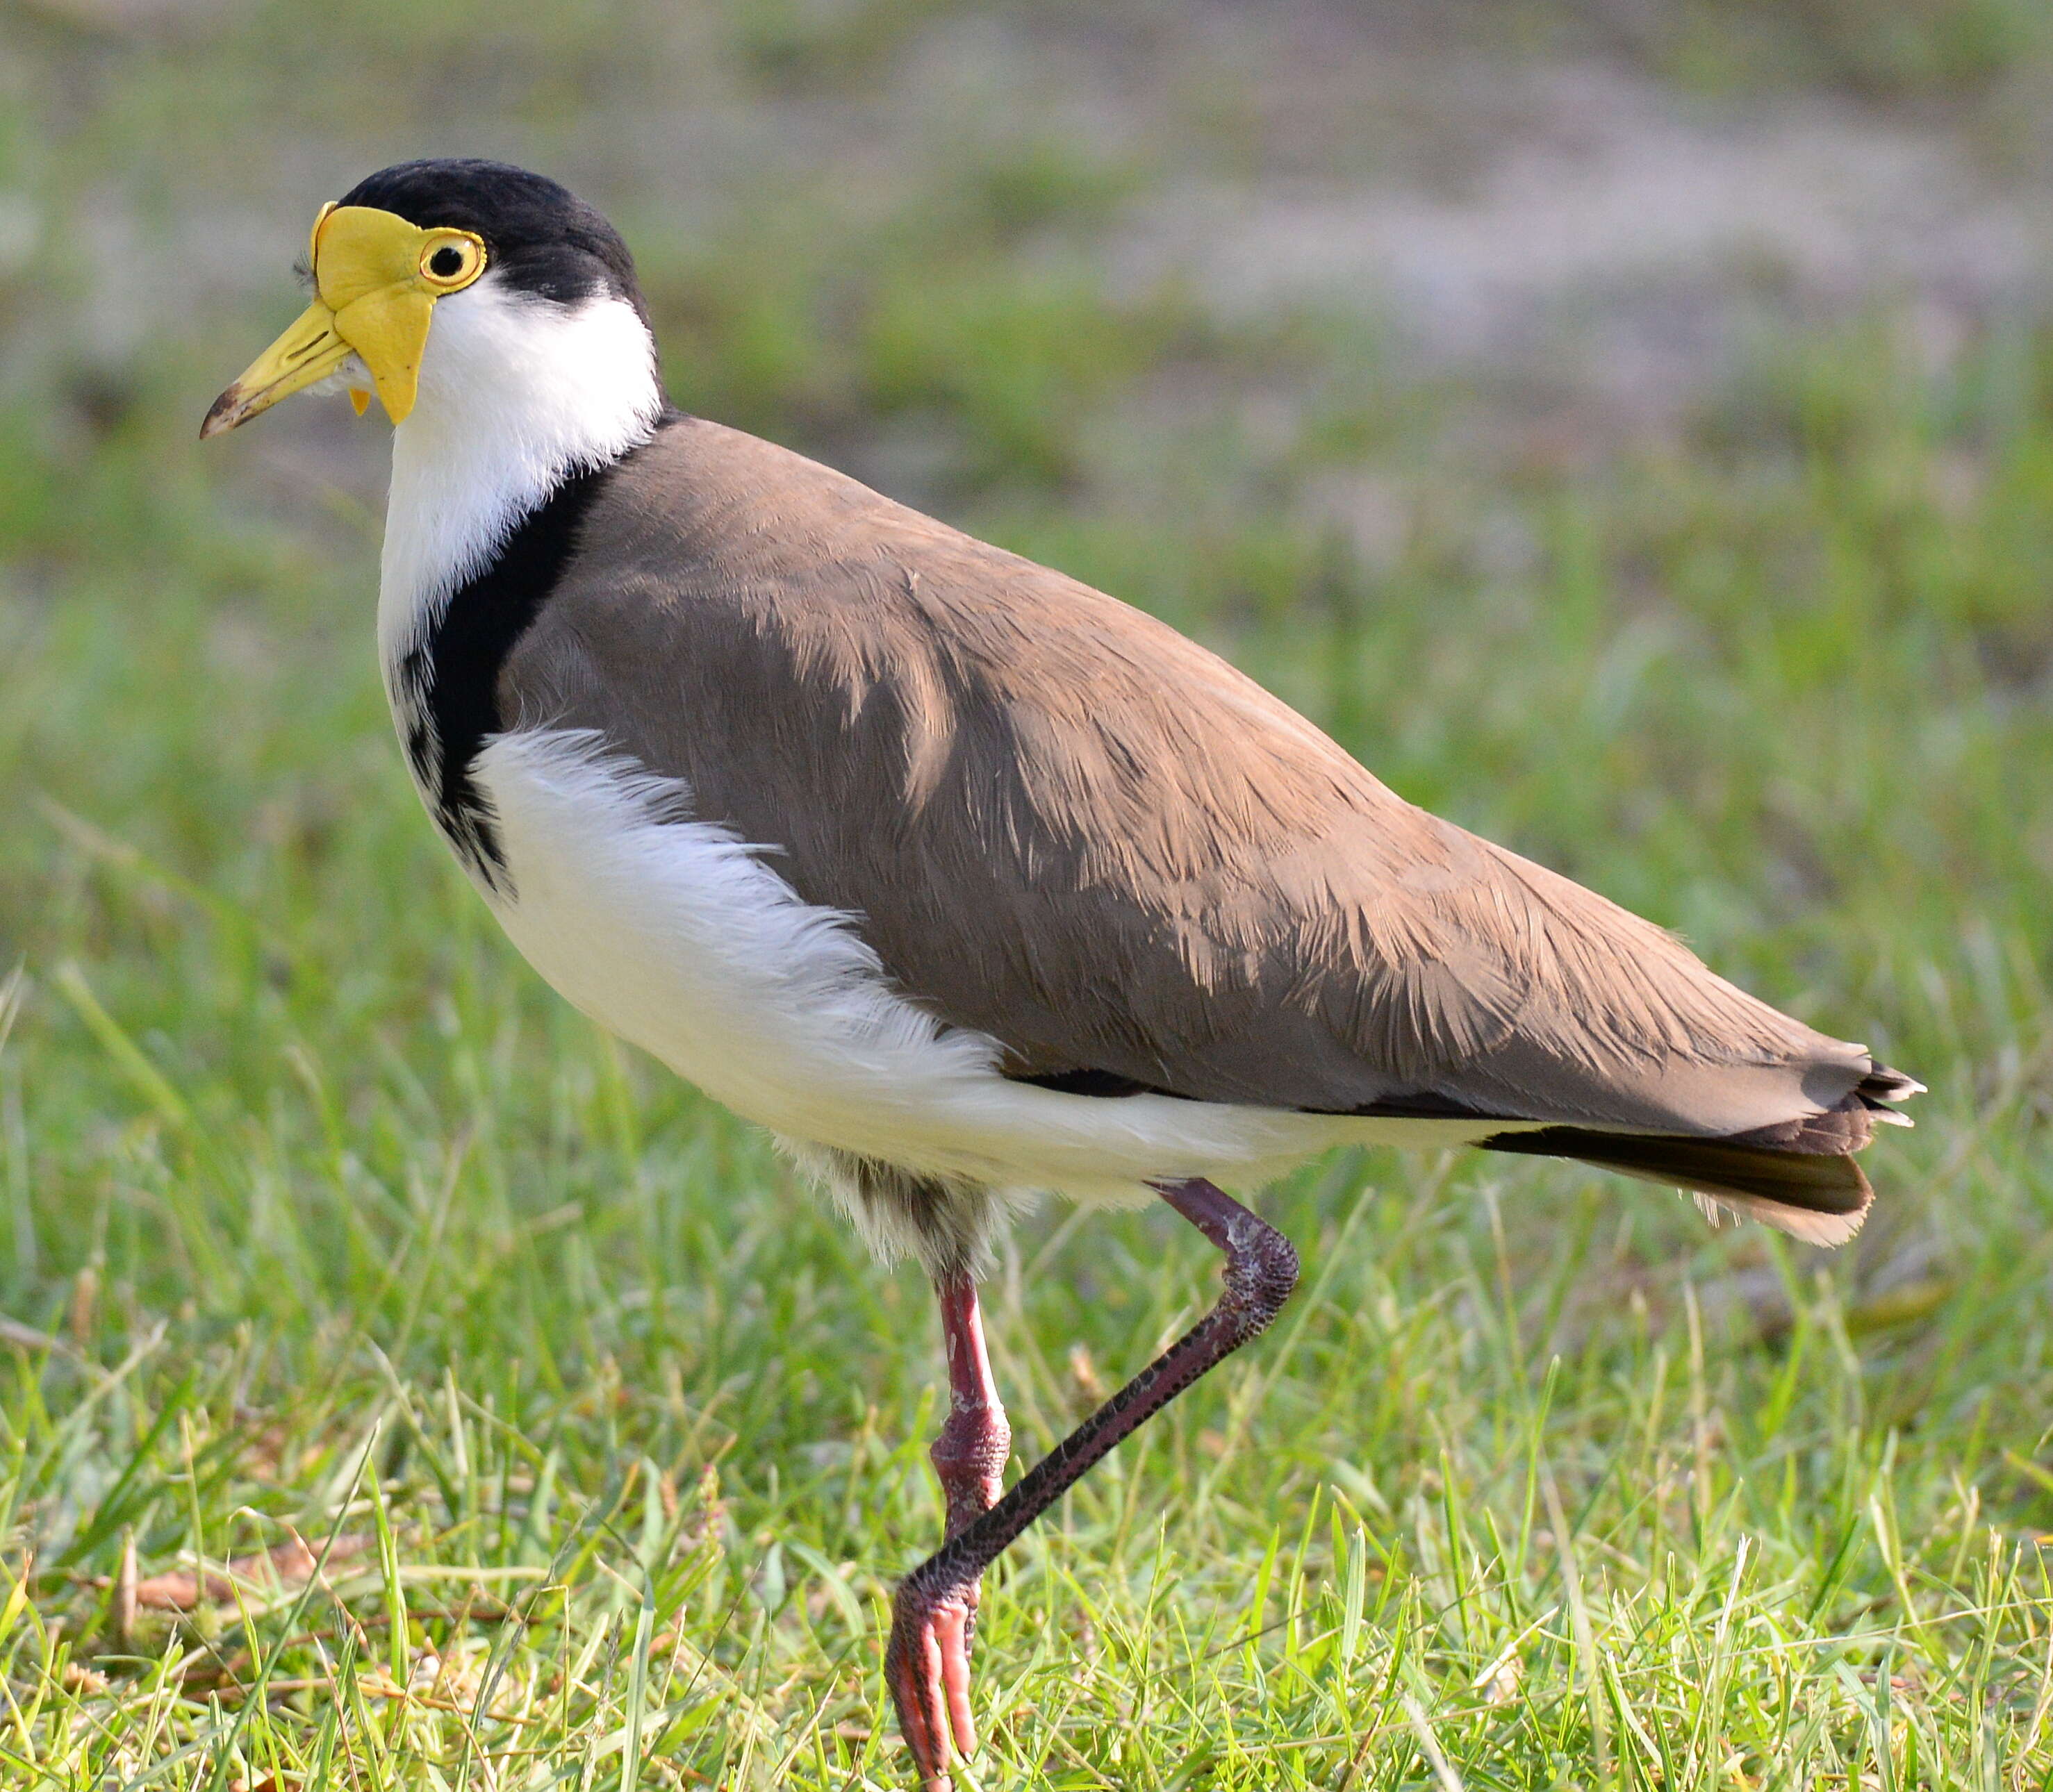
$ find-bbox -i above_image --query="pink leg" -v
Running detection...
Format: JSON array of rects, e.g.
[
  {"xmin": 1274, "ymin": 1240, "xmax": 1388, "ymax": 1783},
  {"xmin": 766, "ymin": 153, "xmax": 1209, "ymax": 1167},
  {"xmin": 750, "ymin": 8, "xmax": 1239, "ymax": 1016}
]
[
  {"xmin": 885, "ymin": 1181, "xmax": 1298, "ymax": 1789},
  {"xmin": 929, "ymin": 1278, "xmax": 1011, "ymax": 1538},
  {"xmin": 889, "ymin": 1276, "xmax": 1010, "ymax": 1785}
]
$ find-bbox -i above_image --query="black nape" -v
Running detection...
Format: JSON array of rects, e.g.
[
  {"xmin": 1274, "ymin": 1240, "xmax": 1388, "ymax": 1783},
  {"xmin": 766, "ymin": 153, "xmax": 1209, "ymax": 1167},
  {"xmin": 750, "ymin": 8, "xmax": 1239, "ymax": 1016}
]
[{"xmin": 337, "ymin": 158, "xmax": 646, "ymax": 321}]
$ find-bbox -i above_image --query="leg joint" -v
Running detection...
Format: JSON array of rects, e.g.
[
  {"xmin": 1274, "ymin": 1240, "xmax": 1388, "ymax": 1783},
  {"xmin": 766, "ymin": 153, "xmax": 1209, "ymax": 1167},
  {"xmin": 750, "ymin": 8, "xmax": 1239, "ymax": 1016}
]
[
  {"xmin": 1223, "ymin": 1213, "xmax": 1300, "ymax": 1334},
  {"xmin": 930, "ymin": 1408, "xmax": 1012, "ymax": 1486}
]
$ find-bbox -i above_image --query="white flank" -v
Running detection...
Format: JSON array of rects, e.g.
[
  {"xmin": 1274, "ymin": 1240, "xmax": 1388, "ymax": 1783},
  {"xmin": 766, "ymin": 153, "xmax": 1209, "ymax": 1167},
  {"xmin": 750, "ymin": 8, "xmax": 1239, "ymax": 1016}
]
[{"xmin": 474, "ymin": 731, "xmax": 1533, "ymax": 1204}]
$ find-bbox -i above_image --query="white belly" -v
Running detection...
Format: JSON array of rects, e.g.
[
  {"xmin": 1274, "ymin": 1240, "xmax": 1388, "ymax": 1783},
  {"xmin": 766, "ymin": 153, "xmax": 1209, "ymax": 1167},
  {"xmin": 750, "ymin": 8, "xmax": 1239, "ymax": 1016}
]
[{"xmin": 471, "ymin": 729, "xmax": 1515, "ymax": 1202}]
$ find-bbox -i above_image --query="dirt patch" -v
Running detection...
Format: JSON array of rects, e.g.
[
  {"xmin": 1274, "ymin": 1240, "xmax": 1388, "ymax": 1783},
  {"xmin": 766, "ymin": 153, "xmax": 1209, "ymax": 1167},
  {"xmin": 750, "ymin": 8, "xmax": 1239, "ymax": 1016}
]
[{"xmin": 1121, "ymin": 54, "xmax": 2046, "ymax": 429}]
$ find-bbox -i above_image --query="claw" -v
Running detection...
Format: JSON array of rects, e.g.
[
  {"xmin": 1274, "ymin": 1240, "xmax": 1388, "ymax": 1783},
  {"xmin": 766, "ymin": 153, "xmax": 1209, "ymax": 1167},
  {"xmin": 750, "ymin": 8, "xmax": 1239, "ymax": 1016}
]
[{"xmin": 887, "ymin": 1573, "xmax": 982, "ymax": 1789}]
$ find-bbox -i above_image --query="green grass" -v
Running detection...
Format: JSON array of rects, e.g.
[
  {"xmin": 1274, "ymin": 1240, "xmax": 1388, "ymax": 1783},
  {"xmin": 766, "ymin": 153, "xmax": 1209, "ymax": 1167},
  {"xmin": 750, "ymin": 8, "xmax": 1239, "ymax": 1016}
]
[{"xmin": 3, "ymin": 3, "xmax": 2053, "ymax": 1786}]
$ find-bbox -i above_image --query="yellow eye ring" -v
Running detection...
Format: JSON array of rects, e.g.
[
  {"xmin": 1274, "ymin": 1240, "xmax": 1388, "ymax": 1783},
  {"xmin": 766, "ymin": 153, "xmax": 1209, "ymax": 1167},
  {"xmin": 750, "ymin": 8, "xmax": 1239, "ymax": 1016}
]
[{"xmin": 418, "ymin": 230, "xmax": 486, "ymax": 292}]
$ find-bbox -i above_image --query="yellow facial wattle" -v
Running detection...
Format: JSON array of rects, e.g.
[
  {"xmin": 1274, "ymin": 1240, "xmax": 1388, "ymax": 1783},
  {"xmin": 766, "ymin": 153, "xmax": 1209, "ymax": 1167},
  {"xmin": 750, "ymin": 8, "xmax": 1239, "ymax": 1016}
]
[{"xmin": 201, "ymin": 201, "xmax": 486, "ymax": 438}]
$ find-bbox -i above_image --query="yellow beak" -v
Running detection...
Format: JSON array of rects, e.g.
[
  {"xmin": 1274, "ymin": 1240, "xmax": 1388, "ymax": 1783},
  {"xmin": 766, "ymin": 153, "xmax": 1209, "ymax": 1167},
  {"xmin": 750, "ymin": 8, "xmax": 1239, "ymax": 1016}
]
[
  {"xmin": 198, "ymin": 296, "xmax": 367, "ymax": 439},
  {"xmin": 201, "ymin": 202, "xmax": 486, "ymax": 440}
]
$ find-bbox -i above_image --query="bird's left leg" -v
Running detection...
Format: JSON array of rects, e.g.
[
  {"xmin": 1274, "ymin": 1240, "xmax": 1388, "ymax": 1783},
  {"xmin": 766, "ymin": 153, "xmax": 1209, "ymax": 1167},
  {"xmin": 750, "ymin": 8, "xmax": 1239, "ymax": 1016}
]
[{"xmin": 891, "ymin": 1273, "xmax": 1010, "ymax": 1779}]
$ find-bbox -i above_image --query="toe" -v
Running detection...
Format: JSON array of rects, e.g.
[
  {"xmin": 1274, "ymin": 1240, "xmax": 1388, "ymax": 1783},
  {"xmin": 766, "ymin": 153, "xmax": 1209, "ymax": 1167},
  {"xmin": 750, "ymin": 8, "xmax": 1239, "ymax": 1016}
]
[
  {"xmin": 888, "ymin": 1573, "xmax": 985, "ymax": 1790},
  {"xmin": 932, "ymin": 1597, "xmax": 978, "ymax": 1759},
  {"xmin": 887, "ymin": 1592, "xmax": 959, "ymax": 1789},
  {"xmin": 886, "ymin": 1633, "xmax": 946, "ymax": 1783}
]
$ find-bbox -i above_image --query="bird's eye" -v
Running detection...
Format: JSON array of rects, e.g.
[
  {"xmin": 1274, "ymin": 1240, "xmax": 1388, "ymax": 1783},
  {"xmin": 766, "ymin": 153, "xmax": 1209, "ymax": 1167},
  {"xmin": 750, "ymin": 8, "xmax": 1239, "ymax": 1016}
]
[{"xmin": 418, "ymin": 233, "xmax": 485, "ymax": 290}]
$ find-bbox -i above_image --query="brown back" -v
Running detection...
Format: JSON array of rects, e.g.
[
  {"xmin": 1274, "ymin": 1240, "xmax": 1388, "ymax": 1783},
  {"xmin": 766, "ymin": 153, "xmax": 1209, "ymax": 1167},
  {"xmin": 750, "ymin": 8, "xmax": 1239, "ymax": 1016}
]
[{"xmin": 499, "ymin": 417, "xmax": 1877, "ymax": 1136}]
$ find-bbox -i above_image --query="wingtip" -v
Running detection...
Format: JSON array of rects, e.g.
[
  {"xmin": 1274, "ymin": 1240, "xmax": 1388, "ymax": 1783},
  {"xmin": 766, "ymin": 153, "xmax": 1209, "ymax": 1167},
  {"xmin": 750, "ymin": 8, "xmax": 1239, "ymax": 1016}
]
[{"xmin": 1861, "ymin": 1061, "xmax": 1925, "ymax": 1103}]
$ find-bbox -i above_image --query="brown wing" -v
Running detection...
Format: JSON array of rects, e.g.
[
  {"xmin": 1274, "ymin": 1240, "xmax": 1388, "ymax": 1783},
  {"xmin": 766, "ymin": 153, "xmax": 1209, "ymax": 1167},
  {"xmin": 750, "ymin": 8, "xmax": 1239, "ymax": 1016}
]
[{"xmin": 501, "ymin": 417, "xmax": 1885, "ymax": 1138}]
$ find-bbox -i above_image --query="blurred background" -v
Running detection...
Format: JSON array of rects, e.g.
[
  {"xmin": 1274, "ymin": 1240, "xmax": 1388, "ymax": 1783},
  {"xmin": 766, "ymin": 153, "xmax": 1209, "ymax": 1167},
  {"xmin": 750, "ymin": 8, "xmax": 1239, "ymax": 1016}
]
[{"xmin": 3, "ymin": 2, "xmax": 2052, "ymax": 1782}]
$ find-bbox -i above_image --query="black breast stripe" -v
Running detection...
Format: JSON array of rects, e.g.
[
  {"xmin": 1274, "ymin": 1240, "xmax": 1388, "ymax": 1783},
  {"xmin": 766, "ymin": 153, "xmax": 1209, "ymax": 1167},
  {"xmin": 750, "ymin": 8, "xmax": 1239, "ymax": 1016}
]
[{"xmin": 395, "ymin": 460, "xmax": 613, "ymax": 884}]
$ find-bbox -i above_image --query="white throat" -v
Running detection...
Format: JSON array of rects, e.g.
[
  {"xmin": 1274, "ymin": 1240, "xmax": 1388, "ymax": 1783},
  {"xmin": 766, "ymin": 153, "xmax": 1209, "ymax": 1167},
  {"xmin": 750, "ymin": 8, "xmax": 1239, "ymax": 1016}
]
[{"xmin": 375, "ymin": 272, "xmax": 663, "ymax": 679}]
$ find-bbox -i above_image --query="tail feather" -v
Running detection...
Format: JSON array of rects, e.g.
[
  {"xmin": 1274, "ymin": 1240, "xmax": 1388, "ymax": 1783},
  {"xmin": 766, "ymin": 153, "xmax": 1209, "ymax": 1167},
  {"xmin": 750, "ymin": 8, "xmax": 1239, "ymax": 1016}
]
[
  {"xmin": 1481, "ymin": 1055, "xmax": 1915, "ymax": 1248},
  {"xmin": 1482, "ymin": 1125, "xmax": 1875, "ymax": 1245}
]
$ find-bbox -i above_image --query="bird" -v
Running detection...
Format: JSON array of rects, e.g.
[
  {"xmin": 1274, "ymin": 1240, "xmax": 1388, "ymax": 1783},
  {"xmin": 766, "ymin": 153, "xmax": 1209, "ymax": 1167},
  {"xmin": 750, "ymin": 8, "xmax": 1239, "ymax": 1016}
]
[{"xmin": 201, "ymin": 158, "xmax": 1919, "ymax": 1789}]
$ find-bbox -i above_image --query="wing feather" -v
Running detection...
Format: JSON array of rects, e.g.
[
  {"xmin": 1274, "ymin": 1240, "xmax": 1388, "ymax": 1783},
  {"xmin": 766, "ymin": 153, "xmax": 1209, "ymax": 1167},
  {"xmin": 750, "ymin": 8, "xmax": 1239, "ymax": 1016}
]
[{"xmin": 502, "ymin": 417, "xmax": 1890, "ymax": 1139}]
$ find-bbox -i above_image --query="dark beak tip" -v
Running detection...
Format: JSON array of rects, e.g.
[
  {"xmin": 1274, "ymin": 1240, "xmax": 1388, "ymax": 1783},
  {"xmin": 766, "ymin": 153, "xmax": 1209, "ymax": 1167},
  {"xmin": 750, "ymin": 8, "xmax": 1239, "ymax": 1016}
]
[{"xmin": 199, "ymin": 388, "xmax": 241, "ymax": 442}]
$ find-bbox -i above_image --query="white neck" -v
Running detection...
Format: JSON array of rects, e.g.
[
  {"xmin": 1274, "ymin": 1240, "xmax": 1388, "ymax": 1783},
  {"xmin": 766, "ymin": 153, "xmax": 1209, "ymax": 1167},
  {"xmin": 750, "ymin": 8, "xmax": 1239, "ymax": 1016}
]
[{"xmin": 375, "ymin": 272, "xmax": 663, "ymax": 679}]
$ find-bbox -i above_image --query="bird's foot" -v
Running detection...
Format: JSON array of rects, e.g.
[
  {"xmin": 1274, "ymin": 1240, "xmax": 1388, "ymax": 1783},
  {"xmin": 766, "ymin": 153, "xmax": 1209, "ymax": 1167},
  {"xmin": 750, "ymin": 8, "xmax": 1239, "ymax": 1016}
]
[{"xmin": 885, "ymin": 1563, "xmax": 982, "ymax": 1790}]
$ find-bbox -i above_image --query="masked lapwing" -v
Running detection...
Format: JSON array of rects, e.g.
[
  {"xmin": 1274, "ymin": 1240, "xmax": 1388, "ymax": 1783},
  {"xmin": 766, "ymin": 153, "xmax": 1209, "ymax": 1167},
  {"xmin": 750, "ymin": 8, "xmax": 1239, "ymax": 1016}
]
[{"xmin": 203, "ymin": 158, "xmax": 1919, "ymax": 1789}]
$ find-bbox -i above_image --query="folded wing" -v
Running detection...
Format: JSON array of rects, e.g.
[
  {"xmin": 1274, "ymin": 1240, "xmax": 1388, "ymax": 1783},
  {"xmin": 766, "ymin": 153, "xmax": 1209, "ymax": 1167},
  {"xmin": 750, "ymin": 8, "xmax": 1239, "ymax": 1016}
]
[{"xmin": 504, "ymin": 418, "xmax": 1916, "ymax": 1236}]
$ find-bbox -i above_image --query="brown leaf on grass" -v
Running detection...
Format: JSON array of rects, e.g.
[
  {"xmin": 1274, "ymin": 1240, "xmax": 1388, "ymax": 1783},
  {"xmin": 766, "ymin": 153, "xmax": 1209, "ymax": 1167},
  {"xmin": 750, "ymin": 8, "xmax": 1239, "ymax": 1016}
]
[{"xmin": 133, "ymin": 1533, "xmax": 372, "ymax": 1611}]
